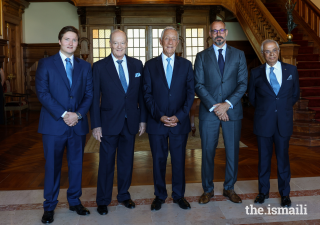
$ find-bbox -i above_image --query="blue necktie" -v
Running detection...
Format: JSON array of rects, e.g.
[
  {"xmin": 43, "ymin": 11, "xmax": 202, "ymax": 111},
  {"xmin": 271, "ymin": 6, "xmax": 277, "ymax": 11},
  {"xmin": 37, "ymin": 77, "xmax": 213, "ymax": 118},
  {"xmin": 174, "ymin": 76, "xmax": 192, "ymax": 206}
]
[
  {"xmin": 117, "ymin": 60, "xmax": 128, "ymax": 93},
  {"xmin": 218, "ymin": 49, "xmax": 225, "ymax": 76},
  {"xmin": 166, "ymin": 58, "xmax": 173, "ymax": 88},
  {"xmin": 65, "ymin": 58, "xmax": 73, "ymax": 87},
  {"xmin": 269, "ymin": 67, "xmax": 280, "ymax": 95}
]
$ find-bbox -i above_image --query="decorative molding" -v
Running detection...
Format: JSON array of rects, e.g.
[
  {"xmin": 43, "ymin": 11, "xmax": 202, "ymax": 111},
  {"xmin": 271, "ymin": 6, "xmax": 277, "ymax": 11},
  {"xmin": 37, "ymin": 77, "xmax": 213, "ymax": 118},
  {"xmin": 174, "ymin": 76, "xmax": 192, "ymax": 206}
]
[
  {"xmin": 176, "ymin": 6, "xmax": 184, "ymax": 24},
  {"xmin": 115, "ymin": 6, "xmax": 121, "ymax": 27},
  {"xmin": 77, "ymin": 7, "xmax": 86, "ymax": 32},
  {"xmin": 209, "ymin": 5, "xmax": 222, "ymax": 23}
]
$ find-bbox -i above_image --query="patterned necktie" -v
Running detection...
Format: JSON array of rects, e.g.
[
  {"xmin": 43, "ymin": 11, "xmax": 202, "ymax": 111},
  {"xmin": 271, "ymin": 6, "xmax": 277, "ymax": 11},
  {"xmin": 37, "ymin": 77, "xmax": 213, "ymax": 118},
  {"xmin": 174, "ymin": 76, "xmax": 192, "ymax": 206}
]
[
  {"xmin": 269, "ymin": 67, "xmax": 280, "ymax": 95},
  {"xmin": 218, "ymin": 49, "xmax": 225, "ymax": 77},
  {"xmin": 166, "ymin": 58, "xmax": 173, "ymax": 88},
  {"xmin": 65, "ymin": 58, "xmax": 73, "ymax": 87},
  {"xmin": 116, "ymin": 60, "xmax": 128, "ymax": 93}
]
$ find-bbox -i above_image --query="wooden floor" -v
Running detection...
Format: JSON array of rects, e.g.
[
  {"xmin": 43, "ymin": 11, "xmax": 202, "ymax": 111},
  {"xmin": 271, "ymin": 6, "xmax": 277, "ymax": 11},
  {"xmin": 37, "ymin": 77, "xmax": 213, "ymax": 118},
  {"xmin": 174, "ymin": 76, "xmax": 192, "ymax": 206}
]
[{"xmin": 0, "ymin": 106, "xmax": 319, "ymax": 191}]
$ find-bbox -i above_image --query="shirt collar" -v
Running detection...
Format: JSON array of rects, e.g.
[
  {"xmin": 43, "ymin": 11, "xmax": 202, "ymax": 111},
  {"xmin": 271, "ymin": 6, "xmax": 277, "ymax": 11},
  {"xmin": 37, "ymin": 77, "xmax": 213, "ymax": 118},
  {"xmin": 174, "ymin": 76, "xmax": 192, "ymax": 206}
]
[
  {"xmin": 212, "ymin": 43, "xmax": 227, "ymax": 52},
  {"xmin": 59, "ymin": 51, "xmax": 74, "ymax": 63},
  {"xmin": 161, "ymin": 52, "xmax": 175, "ymax": 62},
  {"xmin": 111, "ymin": 53, "xmax": 127, "ymax": 63},
  {"xmin": 266, "ymin": 61, "xmax": 281, "ymax": 70}
]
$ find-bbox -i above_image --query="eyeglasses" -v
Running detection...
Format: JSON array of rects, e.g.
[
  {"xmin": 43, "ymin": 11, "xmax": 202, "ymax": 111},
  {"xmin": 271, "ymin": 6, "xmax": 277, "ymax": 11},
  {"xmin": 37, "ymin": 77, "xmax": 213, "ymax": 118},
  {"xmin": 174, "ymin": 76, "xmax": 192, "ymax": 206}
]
[
  {"xmin": 210, "ymin": 29, "xmax": 227, "ymax": 35},
  {"xmin": 263, "ymin": 49, "xmax": 279, "ymax": 55}
]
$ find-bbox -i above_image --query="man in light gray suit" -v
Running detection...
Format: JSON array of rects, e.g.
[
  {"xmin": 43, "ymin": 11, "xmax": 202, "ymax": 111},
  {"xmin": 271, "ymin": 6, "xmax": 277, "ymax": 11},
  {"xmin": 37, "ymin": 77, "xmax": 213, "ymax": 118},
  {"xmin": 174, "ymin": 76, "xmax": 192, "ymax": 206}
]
[{"xmin": 194, "ymin": 20, "xmax": 248, "ymax": 204}]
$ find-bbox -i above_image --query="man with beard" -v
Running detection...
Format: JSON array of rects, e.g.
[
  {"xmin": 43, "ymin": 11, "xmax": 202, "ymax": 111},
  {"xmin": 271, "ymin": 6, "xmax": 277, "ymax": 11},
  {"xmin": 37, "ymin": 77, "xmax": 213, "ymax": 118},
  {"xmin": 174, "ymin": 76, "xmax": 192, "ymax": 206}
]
[{"xmin": 194, "ymin": 20, "xmax": 248, "ymax": 204}]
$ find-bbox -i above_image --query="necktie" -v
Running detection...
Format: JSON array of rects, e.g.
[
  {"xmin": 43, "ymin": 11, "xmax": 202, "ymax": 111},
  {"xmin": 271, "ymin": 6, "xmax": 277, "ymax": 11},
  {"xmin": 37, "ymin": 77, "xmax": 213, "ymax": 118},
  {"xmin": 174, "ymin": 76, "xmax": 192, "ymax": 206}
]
[
  {"xmin": 116, "ymin": 60, "xmax": 128, "ymax": 93},
  {"xmin": 269, "ymin": 67, "xmax": 280, "ymax": 95},
  {"xmin": 218, "ymin": 49, "xmax": 225, "ymax": 76},
  {"xmin": 166, "ymin": 58, "xmax": 173, "ymax": 88},
  {"xmin": 65, "ymin": 58, "xmax": 73, "ymax": 87}
]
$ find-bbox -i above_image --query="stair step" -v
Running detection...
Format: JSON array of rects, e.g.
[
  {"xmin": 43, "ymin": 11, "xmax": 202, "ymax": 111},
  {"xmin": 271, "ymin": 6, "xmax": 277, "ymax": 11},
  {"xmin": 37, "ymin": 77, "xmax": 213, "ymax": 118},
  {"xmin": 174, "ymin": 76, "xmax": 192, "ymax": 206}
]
[
  {"xmin": 267, "ymin": 7, "xmax": 282, "ymax": 13},
  {"xmin": 297, "ymin": 54, "xmax": 319, "ymax": 61},
  {"xmin": 290, "ymin": 132, "xmax": 320, "ymax": 146},
  {"xmin": 282, "ymin": 28, "xmax": 299, "ymax": 34},
  {"xmin": 303, "ymin": 97, "xmax": 320, "ymax": 107},
  {"xmin": 293, "ymin": 109, "xmax": 316, "ymax": 120},
  {"xmin": 300, "ymin": 87, "xmax": 320, "ymax": 97},
  {"xmin": 273, "ymin": 17, "xmax": 287, "ymax": 22},
  {"xmin": 299, "ymin": 77, "xmax": 320, "ymax": 87},
  {"xmin": 298, "ymin": 47, "xmax": 314, "ymax": 54},
  {"xmin": 294, "ymin": 40, "xmax": 309, "ymax": 47},
  {"xmin": 271, "ymin": 12, "xmax": 286, "ymax": 17},
  {"xmin": 298, "ymin": 69, "xmax": 320, "ymax": 78},
  {"xmin": 309, "ymin": 107, "xmax": 320, "ymax": 119},
  {"xmin": 294, "ymin": 99, "xmax": 309, "ymax": 110},
  {"xmin": 297, "ymin": 62, "xmax": 320, "ymax": 69},
  {"xmin": 264, "ymin": 3, "xmax": 279, "ymax": 7},
  {"xmin": 293, "ymin": 120, "xmax": 320, "ymax": 133},
  {"xmin": 293, "ymin": 33, "xmax": 304, "ymax": 40}
]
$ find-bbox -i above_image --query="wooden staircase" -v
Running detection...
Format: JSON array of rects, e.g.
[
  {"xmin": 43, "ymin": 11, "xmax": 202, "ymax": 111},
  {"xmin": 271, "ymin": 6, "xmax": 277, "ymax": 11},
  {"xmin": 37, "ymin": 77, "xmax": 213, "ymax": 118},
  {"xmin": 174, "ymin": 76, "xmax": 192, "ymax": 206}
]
[{"xmin": 26, "ymin": 62, "xmax": 41, "ymax": 111}]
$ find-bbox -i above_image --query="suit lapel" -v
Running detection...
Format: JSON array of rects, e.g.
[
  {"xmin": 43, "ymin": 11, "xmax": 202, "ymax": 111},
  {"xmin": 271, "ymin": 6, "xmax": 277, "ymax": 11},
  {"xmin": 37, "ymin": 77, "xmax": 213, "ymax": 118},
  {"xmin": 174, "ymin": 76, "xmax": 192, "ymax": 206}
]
[
  {"xmin": 126, "ymin": 56, "xmax": 136, "ymax": 93},
  {"xmin": 70, "ymin": 57, "xmax": 82, "ymax": 92},
  {"xmin": 53, "ymin": 53, "xmax": 70, "ymax": 90},
  {"xmin": 261, "ymin": 63, "xmax": 276, "ymax": 96},
  {"xmin": 156, "ymin": 55, "xmax": 169, "ymax": 90},
  {"xmin": 223, "ymin": 45, "xmax": 232, "ymax": 77},
  {"xmin": 207, "ymin": 46, "xmax": 222, "ymax": 78},
  {"xmin": 105, "ymin": 54, "xmax": 125, "ymax": 93},
  {"xmin": 170, "ymin": 55, "xmax": 181, "ymax": 89},
  {"xmin": 278, "ymin": 62, "xmax": 289, "ymax": 95}
]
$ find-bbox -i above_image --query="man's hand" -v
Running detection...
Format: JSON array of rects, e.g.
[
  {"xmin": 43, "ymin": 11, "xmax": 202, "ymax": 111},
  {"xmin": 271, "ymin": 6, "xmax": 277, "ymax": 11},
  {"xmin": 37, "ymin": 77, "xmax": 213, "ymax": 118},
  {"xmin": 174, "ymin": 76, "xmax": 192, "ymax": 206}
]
[
  {"xmin": 214, "ymin": 102, "xmax": 230, "ymax": 118},
  {"xmin": 160, "ymin": 115, "xmax": 177, "ymax": 127},
  {"xmin": 63, "ymin": 112, "xmax": 78, "ymax": 126},
  {"xmin": 219, "ymin": 112, "xmax": 229, "ymax": 122},
  {"xmin": 92, "ymin": 127, "xmax": 102, "ymax": 142},
  {"xmin": 139, "ymin": 122, "xmax": 146, "ymax": 136}
]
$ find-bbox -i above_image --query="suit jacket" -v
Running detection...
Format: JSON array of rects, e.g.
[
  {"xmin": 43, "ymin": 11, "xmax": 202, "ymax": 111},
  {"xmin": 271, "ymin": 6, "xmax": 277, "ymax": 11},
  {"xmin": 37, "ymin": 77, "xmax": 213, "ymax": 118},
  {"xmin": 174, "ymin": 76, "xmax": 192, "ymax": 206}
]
[
  {"xmin": 194, "ymin": 45, "xmax": 248, "ymax": 121},
  {"xmin": 90, "ymin": 54, "xmax": 147, "ymax": 136},
  {"xmin": 248, "ymin": 62, "xmax": 300, "ymax": 137},
  {"xmin": 36, "ymin": 53, "xmax": 93, "ymax": 136},
  {"xmin": 143, "ymin": 55, "xmax": 195, "ymax": 135}
]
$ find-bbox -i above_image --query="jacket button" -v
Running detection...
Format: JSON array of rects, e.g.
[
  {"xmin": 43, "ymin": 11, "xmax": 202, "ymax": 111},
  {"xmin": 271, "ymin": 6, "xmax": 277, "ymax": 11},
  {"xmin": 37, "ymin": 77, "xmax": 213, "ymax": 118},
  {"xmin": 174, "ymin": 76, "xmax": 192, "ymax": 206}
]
[
  {"xmin": 125, "ymin": 96, "xmax": 127, "ymax": 99},
  {"xmin": 70, "ymin": 96, "xmax": 73, "ymax": 99},
  {"xmin": 276, "ymin": 98, "xmax": 279, "ymax": 100},
  {"xmin": 169, "ymin": 94, "xmax": 171, "ymax": 97},
  {"xmin": 222, "ymin": 81, "xmax": 224, "ymax": 83},
  {"xmin": 219, "ymin": 93, "xmax": 222, "ymax": 96},
  {"xmin": 275, "ymin": 110, "xmax": 277, "ymax": 112},
  {"xmin": 69, "ymin": 109, "xmax": 71, "ymax": 111}
]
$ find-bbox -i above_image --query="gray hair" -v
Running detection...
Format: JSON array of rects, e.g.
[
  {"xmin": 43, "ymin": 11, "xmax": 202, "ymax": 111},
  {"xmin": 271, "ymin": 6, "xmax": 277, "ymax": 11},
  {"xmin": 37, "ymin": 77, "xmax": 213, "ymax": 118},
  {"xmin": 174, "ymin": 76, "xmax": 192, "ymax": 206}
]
[
  {"xmin": 261, "ymin": 39, "xmax": 280, "ymax": 53},
  {"xmin": 160, "ymin": 27, "xmax": 179, "ymax": 41},
  {"xmin": 110, "ymin": 29, "xmax": 128, "ymax": 42}
]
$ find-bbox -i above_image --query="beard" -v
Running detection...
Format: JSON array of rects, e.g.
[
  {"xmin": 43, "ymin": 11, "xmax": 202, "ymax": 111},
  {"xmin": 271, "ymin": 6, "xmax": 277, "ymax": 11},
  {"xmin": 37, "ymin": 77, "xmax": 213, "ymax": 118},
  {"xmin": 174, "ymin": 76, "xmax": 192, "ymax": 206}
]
[{"xmin": 214, "ymin": 36, "xmax": 226, "ymax": 46}]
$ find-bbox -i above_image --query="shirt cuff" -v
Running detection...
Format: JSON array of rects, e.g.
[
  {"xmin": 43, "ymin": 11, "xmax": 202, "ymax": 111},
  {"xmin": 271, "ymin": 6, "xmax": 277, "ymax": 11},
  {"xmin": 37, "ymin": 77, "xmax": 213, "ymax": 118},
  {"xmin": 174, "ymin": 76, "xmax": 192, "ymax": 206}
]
[
  {"xmin": 209, "ymin": 106, "xmax": 216, "ymax": 112},
  {"xmin": 225, "ymin": 100, "xmax": 233, "ymax": 109},
  {"xmin": 61, "ymin": 111, "xmax": 67, "ymax": 118}
]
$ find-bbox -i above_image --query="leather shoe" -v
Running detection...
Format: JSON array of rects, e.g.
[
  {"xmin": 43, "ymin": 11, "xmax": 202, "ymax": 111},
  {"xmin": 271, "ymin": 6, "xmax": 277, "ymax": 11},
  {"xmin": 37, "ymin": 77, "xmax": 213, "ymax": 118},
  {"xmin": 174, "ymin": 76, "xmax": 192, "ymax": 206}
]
[
  {"xmin": 97, "ymin": 205, "xmax": 108, "ymax": 215},
  {"xmin": 69, "ymin": 204, "xmax": 90, "ymax": 215},
  {"xmin": 281, "ymin": 196, "xmax": 291, "ymax": 207},
  {"xmin": 151, "ymin": 196, "xmax": 165, "ymax": 211},
  {"xmin": 121, "ymin": 199, "xmax": 135, "ymax": 209},
  {"xmin": 223, "ymin": 189, "xmax": 242, "ymax": 203},
  {"xmin": 198, "ymin": 190, "xmax": 214, "ymax": 204},
  {"xmin": 41, "ymin": 210, "xmax": 54, "ymax": 224},
  {"xmin": 173, "ymin": 197, "xmax": 191, "ymax": 210},
  {"xmin": 254, "ymin": 193, "xmax": 269, "ymax": 204}
]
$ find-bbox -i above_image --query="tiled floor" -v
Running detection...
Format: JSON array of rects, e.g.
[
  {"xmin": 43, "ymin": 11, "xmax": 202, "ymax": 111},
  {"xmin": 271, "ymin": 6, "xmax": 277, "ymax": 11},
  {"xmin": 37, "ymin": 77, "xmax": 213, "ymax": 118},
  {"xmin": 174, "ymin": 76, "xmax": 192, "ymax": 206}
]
[{"xmin": 1, "ymin": 177, "xmax": 320, "ymax": 224}]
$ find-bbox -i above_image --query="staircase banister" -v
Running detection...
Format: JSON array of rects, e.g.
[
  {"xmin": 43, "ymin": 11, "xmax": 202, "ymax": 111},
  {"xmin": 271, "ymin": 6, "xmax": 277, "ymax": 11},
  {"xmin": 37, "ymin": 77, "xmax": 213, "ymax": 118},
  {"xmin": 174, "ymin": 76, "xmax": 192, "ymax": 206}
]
[
  {"xmin": 254, "ymin": 0, "xmax": 288, "ymax": 42},
  {"xmin": 302, "ymin": 0, "xmax": 320, "ymax": 18}
]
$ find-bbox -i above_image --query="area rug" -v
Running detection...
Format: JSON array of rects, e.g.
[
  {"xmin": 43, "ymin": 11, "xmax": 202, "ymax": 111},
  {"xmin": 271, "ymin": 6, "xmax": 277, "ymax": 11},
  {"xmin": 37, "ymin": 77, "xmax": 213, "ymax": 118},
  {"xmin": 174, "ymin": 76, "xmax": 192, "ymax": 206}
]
[{"xmin": 84, "ymin": 117, "xmax": 247, "ymax": 153}]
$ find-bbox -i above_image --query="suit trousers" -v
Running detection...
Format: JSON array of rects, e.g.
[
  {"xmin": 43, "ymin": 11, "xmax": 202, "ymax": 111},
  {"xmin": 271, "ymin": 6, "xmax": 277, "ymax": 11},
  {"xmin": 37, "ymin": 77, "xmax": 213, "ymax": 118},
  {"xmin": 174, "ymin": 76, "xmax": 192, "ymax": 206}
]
[
  {"xmin": 149, "ymin": 132, "xmax": 188, "ymax": 200},
  {"xmin": 256, "ymin": 126, "xmax": 291, "ymax": 196},
  {"xmin": 96, "ymin": 119, "xmax": 135, "ymax": 206},
  {"xmin": 42, "ymin": 127, "xmax": 86, "ymax": 211},
  {"xmin": 199, "ymin": 119, "xmax": 242, "ymax": 192}
]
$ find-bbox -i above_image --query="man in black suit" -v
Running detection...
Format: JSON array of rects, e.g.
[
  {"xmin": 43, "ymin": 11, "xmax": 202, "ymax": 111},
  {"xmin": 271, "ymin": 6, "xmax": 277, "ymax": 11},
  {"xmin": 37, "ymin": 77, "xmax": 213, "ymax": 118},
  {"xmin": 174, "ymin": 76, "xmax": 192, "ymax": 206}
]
[{"xmin": 248, "ymin": 39, "xmax": 300, "ymax": 207}]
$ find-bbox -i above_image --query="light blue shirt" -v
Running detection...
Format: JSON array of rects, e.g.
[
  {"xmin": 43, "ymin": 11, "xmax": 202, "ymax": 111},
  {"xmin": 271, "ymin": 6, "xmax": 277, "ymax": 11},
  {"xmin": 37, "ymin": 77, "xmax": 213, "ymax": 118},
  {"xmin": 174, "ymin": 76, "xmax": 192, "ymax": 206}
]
[
  {"xmin": 266, "ymin": 61, "xmax": 282, "ymax": 86},
  {"xmin": 111, "ymin": 54, "xmax": 129, "ymax": 85},
  {"xmin": 161, "ymin": 52, "xmax": 175, "ymax": 76},
  {"xmin": 209, "ymin": 44, "xmax": 233, "ymax": 112}
]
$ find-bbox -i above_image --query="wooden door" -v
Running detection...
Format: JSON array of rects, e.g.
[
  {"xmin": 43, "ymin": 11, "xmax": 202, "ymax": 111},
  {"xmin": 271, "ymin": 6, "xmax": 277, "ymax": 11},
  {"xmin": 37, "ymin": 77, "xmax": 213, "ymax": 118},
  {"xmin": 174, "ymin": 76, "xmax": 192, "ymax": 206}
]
[{"xmin": 4, "ymin": 22, "xmax": 17, "ymax": 92}]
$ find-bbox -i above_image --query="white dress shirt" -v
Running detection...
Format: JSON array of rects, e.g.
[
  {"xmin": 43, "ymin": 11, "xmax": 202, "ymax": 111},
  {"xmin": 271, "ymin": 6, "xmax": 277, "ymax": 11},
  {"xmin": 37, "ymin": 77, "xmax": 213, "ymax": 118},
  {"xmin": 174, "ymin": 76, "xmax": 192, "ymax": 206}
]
[
  {"xmin": 266, "ymin": 61, "xmax": 282, "ymax": 86},
  {"xmin": 161, "ymin": 52, "xmax": 175, "ymax": 76},
  {"xmin": 112, "ymin": 53, "xmax": 129, "ymax": 85}
]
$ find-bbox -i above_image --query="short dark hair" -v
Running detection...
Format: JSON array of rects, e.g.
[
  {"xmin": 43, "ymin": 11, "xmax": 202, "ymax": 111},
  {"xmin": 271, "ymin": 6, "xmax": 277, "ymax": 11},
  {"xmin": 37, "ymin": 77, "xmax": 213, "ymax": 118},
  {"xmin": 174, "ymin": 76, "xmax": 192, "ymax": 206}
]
[{"xmin": 58, "ymin": 26, "xmax": 79, "ymax": 41}]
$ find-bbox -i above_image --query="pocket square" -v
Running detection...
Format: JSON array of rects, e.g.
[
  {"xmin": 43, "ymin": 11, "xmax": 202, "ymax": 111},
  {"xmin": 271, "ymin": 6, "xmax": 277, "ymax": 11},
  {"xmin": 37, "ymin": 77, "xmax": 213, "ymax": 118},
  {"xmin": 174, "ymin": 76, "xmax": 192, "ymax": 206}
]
[
  {"xmin": 287, "ymin": 75, "xmax": 292, "ymax": 80},
  {"xmin": 135, "ymin": 73, "xmax": 141, "ymax": 77}
]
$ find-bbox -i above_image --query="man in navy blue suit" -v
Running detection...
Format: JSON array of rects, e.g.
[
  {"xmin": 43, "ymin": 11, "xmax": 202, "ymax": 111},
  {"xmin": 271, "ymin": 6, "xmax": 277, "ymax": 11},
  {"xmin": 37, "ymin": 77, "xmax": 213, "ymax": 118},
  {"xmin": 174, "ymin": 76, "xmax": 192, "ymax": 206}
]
[
  {"xmin": 36, "ymin": 26, "xmax": 93, "ymax": 224},
  {"xmin": 143, "ymin": 27, "xmax": 194, "ymax": 211},
  {"xmin": 248, "ymin": 39, "xmax": 300, "ymax": 207},
  {"xmin": 90, "ymin": 29, "xmax": 147, "ymax": 215}
]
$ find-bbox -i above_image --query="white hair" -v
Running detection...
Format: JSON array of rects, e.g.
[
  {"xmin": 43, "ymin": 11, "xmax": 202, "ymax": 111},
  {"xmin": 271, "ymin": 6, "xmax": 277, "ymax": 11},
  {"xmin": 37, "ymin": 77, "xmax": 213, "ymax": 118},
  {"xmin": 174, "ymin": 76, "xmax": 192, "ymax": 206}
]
[
  {"xmin": 261, "ymin": 39, "xmax": 280, "ymax": 52},
  {"xmin": 160, "ymin": 27, "xmax": 179, "ymax": 41}
]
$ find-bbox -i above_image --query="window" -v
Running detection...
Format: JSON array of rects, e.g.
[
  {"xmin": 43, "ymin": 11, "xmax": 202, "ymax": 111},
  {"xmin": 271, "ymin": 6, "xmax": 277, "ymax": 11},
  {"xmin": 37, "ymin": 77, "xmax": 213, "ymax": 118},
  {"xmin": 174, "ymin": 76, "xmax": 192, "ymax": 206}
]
[
  {"xmin": 152, "ymin": 28, "xmax": 164, "ymax": 58},
  {"xmin": 127, "ymin": 28, "xmax": 146, "ymax": 64},
  {"xmin": 185, "ymin": 28, "xmax": 204, "ymax": 65},
  {"xmin": 92, "ymin": 29, "xmax": 112, "ymax": 63}
]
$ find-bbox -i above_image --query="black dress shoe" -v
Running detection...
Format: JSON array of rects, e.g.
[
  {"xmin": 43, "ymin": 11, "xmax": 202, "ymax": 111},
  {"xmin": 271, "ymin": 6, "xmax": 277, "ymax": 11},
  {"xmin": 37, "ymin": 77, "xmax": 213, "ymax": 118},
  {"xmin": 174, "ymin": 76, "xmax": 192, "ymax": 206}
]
[
  {"xmin": 281, "ymin": 196, "xmax": 291, "ymax": 207},
  {"xmin": 151, "ymin": 196, "xmax": 165, "ymax": 211},
  {"xmin": 97, "ymin": 205, "xmax": 108, "ymax": 215},
  {"xmin": 173, "ymin": 197, "xmax": 191, "ymax": 210},
  {"xmin": 121, "ymin": 199, "xmax": 135, "ymax": 209},
  {"xmin": 41, "ymin": 211, "xmax": 54, "ymax": 224},
  {"xmin": 254, "ymin": 193, "xmax": 269, "ymax": 204},
  {"xmin": 69, "ymin": 204, "xmax": 90, "ymax": 215}
]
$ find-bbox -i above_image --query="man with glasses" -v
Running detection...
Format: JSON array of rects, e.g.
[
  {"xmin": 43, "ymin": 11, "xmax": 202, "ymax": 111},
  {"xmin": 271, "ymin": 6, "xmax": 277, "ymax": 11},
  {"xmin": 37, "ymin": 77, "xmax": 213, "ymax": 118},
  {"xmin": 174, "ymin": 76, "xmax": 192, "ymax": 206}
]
[
  {"xmin": 194, "ymin": 20, "xmax": 248, "ymax": 204},
  {"xmin": 248, "ymin": 39, "xmax": 300, "ymax": 207}
]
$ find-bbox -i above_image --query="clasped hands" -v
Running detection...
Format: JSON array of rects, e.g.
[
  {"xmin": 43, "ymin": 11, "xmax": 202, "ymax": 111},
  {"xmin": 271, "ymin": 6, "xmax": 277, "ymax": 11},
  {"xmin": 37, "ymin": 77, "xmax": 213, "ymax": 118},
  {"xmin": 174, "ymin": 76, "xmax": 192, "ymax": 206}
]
[
  {"xmin": 213, "ymin": 102, "xmax": 230, "ymax": 121},
  {"xmin": 160, "ymin": 115, "xmax": 179, "ymax": 127},
  {"xmin": 63, "ymin": 112, "xmax": 78, "ymax": 127}
]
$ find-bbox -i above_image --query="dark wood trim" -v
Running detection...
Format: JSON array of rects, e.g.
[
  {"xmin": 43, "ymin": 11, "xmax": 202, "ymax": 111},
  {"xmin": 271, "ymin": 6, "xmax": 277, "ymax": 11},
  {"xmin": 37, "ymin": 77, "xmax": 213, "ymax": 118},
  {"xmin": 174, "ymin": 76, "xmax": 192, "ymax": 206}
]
[{"xmin": 303, "ymin": 0, "xmax": 320, "ymax": 18}]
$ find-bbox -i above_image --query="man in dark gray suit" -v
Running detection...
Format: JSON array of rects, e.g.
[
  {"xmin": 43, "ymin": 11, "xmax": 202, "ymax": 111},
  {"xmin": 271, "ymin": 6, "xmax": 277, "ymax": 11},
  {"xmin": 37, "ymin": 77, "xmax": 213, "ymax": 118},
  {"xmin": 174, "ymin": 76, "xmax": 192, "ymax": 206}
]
[{"xmin": 194, "ymin": 20, "xmax": 248, "ymax": 204}]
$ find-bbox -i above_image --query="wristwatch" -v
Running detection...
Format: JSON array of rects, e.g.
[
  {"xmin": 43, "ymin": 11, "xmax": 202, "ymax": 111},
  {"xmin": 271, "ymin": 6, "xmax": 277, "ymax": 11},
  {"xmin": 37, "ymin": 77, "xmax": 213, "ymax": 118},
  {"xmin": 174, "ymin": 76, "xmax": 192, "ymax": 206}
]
[{"xmin": 76, "ymin": 112, "xmax": 82, "ymax": 120}]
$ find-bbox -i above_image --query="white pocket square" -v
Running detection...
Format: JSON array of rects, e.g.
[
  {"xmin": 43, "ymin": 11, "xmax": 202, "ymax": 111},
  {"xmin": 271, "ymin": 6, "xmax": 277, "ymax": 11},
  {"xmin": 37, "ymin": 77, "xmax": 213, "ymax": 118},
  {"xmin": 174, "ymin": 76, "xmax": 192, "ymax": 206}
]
[
  {"xmin": 135, "ymin": 73, "xmax": 141, "ymax": 77},
  {"xmin": 287, "ymin": 75, "xmax": 292, "ymax": 80}
]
